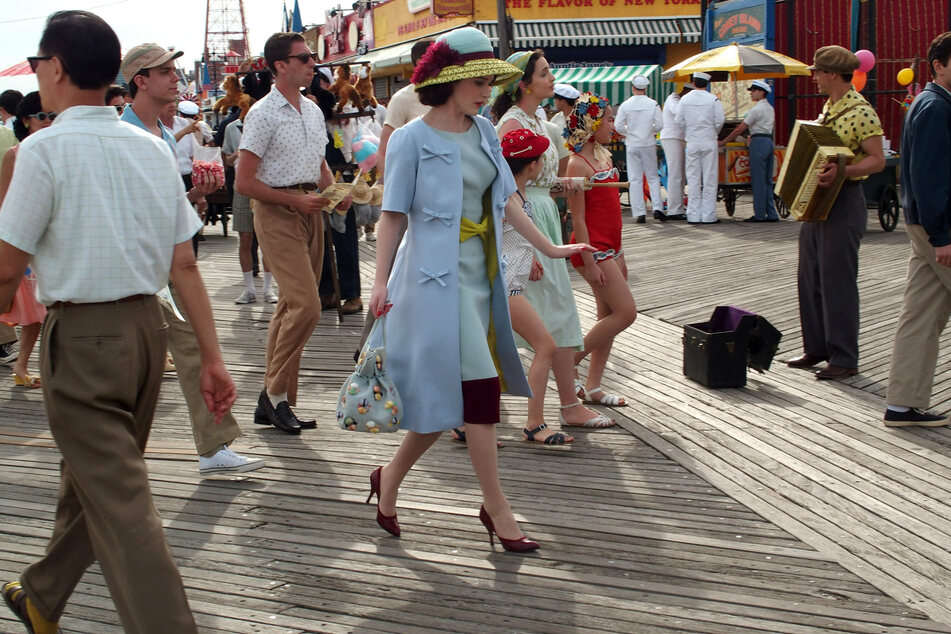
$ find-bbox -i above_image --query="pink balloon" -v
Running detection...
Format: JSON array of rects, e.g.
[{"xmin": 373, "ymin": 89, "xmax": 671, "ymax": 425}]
[{"xmin": 855, "ymin": 49, "xmax": 876, "ymax": 73}]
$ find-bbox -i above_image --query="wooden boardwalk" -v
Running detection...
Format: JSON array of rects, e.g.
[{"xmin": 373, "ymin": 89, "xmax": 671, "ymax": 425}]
[{"xmin": 2, "ymin": 197, "xmax": 951, "ymax": 633}]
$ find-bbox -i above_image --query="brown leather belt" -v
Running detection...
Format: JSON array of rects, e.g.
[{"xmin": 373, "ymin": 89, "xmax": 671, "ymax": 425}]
[
  {"xmin": 50, "ymin": 294, "xmax": 150, "ymax": 310},
  {"xmin": 275, "ymin": 182, "xmax": 318, "ymax": 191}
]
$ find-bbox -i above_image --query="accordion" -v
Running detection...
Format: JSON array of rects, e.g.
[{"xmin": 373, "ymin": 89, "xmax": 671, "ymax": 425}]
[{"xmin": 774, "ymin": 120, "xmax": 854, "ymax": 222}]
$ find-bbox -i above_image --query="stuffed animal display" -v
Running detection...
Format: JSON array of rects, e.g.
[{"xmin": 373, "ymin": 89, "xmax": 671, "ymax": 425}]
[
  {"xmin": 329, "ymin": 64, "xmax": 364, "ymax": 113},
  {"xmin": 213, "ymin": 75, "xmax": 253, "ymax": 119},
  {"xmin": 354, "ymin": 64, "xmax": 377, "ymax": 109}
]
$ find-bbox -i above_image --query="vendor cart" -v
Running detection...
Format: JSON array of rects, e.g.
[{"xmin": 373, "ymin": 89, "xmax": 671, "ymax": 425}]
[
  {"xmin": 718, "ymin": 143, "xmax": 788, "ymax": 217},
  {"xmin": 861, "ymin": 155, "xmax": 901, "ymax": 232}
]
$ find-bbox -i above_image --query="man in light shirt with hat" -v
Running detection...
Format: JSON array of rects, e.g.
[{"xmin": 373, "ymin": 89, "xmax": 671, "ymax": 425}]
[
  {"xmin": 615, "ymin": 74, "xmax": 665, "ymax": 222},
  {"xmin": 721, "ymin": 79, "xmax": 778, "ymax": 222},
  {"xmin": 550, "ymin": 82, "xmax": 580, "ymax": 133}
]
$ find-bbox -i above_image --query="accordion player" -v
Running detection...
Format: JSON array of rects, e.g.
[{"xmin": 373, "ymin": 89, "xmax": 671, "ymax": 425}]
[{"xmin": 774, "ymin": 120, "xmax": 854, "ymax": 222}]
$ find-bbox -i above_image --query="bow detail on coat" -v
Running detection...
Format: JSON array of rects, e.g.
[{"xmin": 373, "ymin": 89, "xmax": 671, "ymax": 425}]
[
  {"xmin": 418, "ymin": 267, "xmax": 450, "ymax": 287},
  {"xmin": 422, "ymin": 207, "xmax": 454, "ymax": 227},
  {"xmin": 420, "ymin": 144, "xmax": 454, "ymax": 163}
]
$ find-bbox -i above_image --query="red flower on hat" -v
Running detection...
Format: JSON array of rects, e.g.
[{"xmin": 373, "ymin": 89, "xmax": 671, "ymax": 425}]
[
  {"xmin": 587, "ymin": 104, "xmax": 599, "ymax": 118},
  {"xmin": 411, "ymin": 41, "xmax": 463, "ymax": 85}
]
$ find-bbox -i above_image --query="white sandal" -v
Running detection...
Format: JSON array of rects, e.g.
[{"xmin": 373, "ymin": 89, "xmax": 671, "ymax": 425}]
[
  {"xmin": 559, "ymin": 402, "xmax": 615, "ymax": 428},
  {"xmin": 582, "ymin": 386, "xmax": 627, "ymax": 408}
]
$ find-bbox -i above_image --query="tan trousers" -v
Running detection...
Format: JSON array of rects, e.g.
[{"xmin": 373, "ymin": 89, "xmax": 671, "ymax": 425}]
[
  {"xmin": 161, "ymin": 287, "xmax": 241, "ymax": 456},
  {"xmin": 886, "ymin": 224, "xmax": 951, "ymax": 408},
  {"xmin": 22, "ymin": 297, "xmax": 196, "ymax": 633},
  {"xmin": 0, "ymin": 322, "xmax": 15, "ymax": 345},
  {"xmin": 252, "ymin": 194, "xmax": 323, "ymax": 406}
]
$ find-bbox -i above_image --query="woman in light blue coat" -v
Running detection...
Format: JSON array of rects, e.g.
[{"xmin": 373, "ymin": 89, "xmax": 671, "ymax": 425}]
[{"xmin": 365, "ymin": 28, "xmax": 590, "ymax": 552}]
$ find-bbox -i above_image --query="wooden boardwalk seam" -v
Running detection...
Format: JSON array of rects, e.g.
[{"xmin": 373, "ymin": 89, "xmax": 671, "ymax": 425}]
[{"xmin": 1, "ymin": 199, "xmax": 950, "ymax": 632}]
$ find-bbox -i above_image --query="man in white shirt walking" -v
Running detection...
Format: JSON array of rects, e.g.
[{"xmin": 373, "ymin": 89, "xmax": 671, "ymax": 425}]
[
  {"xmin": 721, "ymin": 79, "xmax": 778, "ymax": 222},
  {"xmin": 0, "ymin": 11, "xmax": 235, "ymax": 632},
  {"xmin": 236, "ymin": 32, "xmax": 346, "ymax": 434},
  {"xmin": 615, "ymin": 75, "xmax": 664, "ymax": 223},
  {"xmin": 676, "ymin": 72, "xmax": 725, "ymax": 224},
  {"xmin": 660, "ymin": 83, "xmax": 692, "ymax": 221}
]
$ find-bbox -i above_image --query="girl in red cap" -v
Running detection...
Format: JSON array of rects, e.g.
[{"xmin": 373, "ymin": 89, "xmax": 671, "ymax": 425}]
[
  {"xmin": 500, "ymin": 128, "xmax": 581, "ymax": 446},
  {"xmin": 565, "ymin": 94, "xmax": 638, "ymax": 407}
]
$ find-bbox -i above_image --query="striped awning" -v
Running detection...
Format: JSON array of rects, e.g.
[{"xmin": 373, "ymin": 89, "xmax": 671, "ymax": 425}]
[
  {"xmin": 548, "ymin": 65, "xmax": 672, "ymax": 108},
  {"xmin": 477, "ymin": 17, "xmax": 701, "ymax": 48}
]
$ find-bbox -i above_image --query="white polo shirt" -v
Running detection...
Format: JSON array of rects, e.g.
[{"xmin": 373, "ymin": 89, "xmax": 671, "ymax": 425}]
[
  {"xmin": 744, "ymin": 99, "xmax": 775, "ymax": 136},
  {"xmin": 0, "ymin": 106, "xmax": 201, "ymax": 304},
  {"xmin": 239, "ymin": 85, "xmax": 326, "ymax": 187}
]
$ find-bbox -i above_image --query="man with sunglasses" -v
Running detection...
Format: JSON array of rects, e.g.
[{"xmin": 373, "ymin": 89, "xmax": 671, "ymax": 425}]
[
  {"xmin": 236, "ymin": 32, "xmax": 347, "ymax": 434},
  {"xmin": 0, "ymin": 10, "xmax": 235, "ymax": 632}
]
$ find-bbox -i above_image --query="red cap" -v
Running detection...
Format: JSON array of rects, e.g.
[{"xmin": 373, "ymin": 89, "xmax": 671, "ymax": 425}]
[{"xmin": 501, "ymin": 128, "xmax": 550, "ymax": 160}]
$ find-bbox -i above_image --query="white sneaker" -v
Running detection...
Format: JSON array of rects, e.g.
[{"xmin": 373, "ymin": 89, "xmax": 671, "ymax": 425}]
[
  {"xmin": 365, "ymin": 231, "xmax": 376, "ymax": 242},
  {"xmin": 199, "ymin": 445, "xmax": 265, "ymax": 476},
  {"xmin": 263, "ymin": 289, "xmax": 278, "ymax": 304},
  {"xmin": 234, "ymin": 289, "xmax": 256, "ymax": 304}
]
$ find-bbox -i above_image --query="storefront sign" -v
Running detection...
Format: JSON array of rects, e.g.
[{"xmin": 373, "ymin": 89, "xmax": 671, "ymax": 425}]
[
  {"xmin": 432, "ymin": 0, "xmax": 473, "ymax": 18},
  {"xmin": 704, "ymin": 0, "xmax": 774, "ymax": 49},
  {"xmin": 313, "ymin": 11, "xmax": 367, "ymax": 62},
  {"xmin": 472, "ymin": 0, "xmax": 699, "ymax": 18}
]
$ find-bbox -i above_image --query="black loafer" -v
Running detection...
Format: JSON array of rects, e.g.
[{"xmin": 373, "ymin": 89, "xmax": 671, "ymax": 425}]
[
  {"xmin": 702, "ymin": 219, "xmax": 721, "ymax": 224},
  {"xmin": 635, "ymin": 216, "xmax": 646, "ymax": 224},
  {"xmin": 256, "ymin": 390, "xmax": 301, "ymax": 434},
  {"xmin": 883, "ymin": 408, "xmax": 949, "ymax": 427},
  {"xmin": 296, "ymin": 416, "xmax": 317, "ymax": 430},
  {"xmin": 667, "ymin": 214, "xmax": 686, "ymax": 221},
  {"xmin": 653, "ymin": 211, "xmax": 669, "ymax": 222}
]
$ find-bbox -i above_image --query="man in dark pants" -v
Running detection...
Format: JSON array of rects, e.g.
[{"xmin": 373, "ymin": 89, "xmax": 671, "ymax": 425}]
[
  {"xmin": 786, "ymin": 46, "xmax": 885, "ymax": 380},
  {"xmin": 883, "ymin": 32, "xmax": 951, "ymax": 427},
  {"xmin": 0, "ymin": 11, "xmax": 235, "ymax": 631}
]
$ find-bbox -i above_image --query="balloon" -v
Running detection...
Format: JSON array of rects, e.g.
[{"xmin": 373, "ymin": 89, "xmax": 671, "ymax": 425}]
[
  {"xmin": 855, "ymin": 49, "xmax": 876, "ymax": 73},
  {"xmin": 852, "ymin": 70, "xmax": 867, "ymax": 92},
  {"xmin": 897, "ymin": 67, "xmax": 915, "ymax": 86}
]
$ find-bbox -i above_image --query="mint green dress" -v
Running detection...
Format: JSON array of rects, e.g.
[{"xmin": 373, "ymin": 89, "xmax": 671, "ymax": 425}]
[
  {"xmin": 432, "ymin": 124, "xmax": 499, "ymax": 381},
  {"xmin": 497, "ymin": 107, "xmax": 584, "ymax": 349}
]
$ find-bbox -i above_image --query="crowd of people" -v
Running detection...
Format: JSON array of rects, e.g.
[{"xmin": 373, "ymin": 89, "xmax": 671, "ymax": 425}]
[{"xmin": 0, "ymin": 7, "xmax": 950, "ymax": 632}]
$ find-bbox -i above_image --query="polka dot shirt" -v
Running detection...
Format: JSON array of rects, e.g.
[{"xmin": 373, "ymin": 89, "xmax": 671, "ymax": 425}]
[
  {"xmin": 818, "ymin": 87, "xmax": 884, "ymax": 180},
  {"xmin": 239, "ymin": 86, "xmax": 327, "ymax": 188}
]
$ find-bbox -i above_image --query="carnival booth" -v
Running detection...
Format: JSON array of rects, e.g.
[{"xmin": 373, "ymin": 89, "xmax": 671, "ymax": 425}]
[{"xmin": 549, "ymin": 65, "xmax": 670, "ymax": 110}]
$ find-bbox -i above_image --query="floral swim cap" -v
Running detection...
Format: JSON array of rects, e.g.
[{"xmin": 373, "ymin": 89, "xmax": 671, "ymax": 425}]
[{"xmin": 562, "ymin": 92, "xmax": 611, "ymax": 155}]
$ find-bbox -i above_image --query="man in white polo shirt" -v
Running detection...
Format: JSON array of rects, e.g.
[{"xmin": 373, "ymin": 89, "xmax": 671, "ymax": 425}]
[{"xmin": 0, "ymin": 11, "xmax": 235, "ymax": 632}]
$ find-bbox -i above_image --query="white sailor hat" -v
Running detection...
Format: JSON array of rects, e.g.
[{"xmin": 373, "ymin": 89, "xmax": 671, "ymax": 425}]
[
  {"xmin": 553, "ymin": 83, "xmax": 581, "ymax": 100},
  {"xmin": 692, "ymin": 71, "xmax": 712, "ymax": 82},
  {"xmin": 178, "ymin": 100, "xmax": 200, "ymax": 116},
  {"xmin": 748, "ymin": 79, "xmax": 771, "ymax": 94},
  {"xmin": 317, "ymin": 67, "xmax": 333, "ymax": 84},
  {"xmin": 631, "ymin": 75, "xmax": 650, "ymax": 89}
]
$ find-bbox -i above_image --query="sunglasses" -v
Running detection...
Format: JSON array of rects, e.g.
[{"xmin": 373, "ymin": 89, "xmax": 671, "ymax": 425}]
[
  {"xmin": 114, "ymin": 105, "xmax": 124, "ymax": 113},
  {"xmin": 284, "ymin": 52, "xmax": 317, "ymax": 64},
  {"xmin": 29, "ymin": 112, "xmax": 57, "ymax": 122},
  {"xmin": 26, "ymin": 55, "xmax": 53, "ymax": 72}
]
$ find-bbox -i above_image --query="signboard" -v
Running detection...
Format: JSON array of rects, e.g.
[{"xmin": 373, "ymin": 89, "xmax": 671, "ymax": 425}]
[
  {"xmin": 373, "ymin": 0, "xmax": 470, "ymax": 47},
  {"xmin": 432, "ymin": 0, "xmax": 473, "ymax": 18},
  {"xmin": 718, "ymin": 146, "xmax": 785, "ymax": 184},
  {"xmin": 472, "ymin": 1, "xmax": 699, "ymax": 20},
  {"xmin": 704, "ymin": 0, "xmax": 774, "ymax": 49}
]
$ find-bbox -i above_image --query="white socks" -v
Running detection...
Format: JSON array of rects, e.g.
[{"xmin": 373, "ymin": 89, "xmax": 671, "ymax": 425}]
[
  {"xmin": 263, "ymin": 272, "xmax": 273, "ymax": 294},
  {"xmin": 242, "ymin": 271, "xmax": 254, "ymax": 293},
  {"xmin": 267, "ymin": 391, "xmax": 288, "ymax": 407},
  {"xmin": 886, "ymin": 405, "xmax": 911, "ymax": 413}
]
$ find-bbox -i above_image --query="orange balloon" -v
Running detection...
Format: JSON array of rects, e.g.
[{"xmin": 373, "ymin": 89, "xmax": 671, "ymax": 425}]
[
  {"xmin": 852, "ymin": 70, "xmax": 867, "ymax": 92},
  {"xmin": 897, "ymin": 67, "xmax": 915, "ymax": 86}
]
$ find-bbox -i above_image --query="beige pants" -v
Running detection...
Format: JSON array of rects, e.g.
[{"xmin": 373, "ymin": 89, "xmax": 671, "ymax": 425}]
[
  {"xmin": 23, "ymin": 297, "xmax": 196, "ymax": 632},
  {"xmin": 0, "ymin": 322, "xmax": 15, "ymax": 345},
  {"xmin": 886, "ymin": 224, "xmax": 951, "ymax": 408},
  {"xmin": 161, "ymin": 287, "xmax": 241, "ymax": 456},
  {"xmin": 252, "ymin": 194, "xmax": 323, "ymax": 406}
]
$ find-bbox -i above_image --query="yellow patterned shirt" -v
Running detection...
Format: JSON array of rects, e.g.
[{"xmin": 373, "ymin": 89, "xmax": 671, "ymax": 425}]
[{"xmin": 817, "ymin": 87, "xmax": 884, "ymax": 181}]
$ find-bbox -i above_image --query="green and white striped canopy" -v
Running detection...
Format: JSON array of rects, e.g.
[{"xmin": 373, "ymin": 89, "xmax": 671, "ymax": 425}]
[{"xmin": 548, "ymin": 65, "xmax": 671, "ymax": 109}]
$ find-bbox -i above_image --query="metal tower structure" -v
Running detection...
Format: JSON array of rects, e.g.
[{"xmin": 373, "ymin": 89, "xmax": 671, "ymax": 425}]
[{"xmin": 205, "ymin": 0, "xmax": 250, "ymax": 61}]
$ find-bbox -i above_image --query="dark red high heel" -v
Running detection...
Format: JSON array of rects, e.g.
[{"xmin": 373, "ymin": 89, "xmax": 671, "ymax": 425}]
[
  {"xmin": 367, "ymin": 467, "xmax": 400, "ymax": 537},
  {"xmin": 478, "ymin": 505, "xmax": 539, "ymax": 553}
]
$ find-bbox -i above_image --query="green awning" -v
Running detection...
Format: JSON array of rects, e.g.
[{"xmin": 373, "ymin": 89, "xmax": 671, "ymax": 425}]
[{"xmin": 549, "ymin": 65, "xmax": 672, "ymax": 108}]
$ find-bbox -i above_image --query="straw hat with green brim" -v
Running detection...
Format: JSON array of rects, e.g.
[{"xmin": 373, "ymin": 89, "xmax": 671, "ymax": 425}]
[{"xmin": 412, "ymin": 27, "xmax": 524, "ymax": 90}]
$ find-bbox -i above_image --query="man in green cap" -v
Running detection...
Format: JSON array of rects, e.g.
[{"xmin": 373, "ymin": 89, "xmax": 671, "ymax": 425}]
[{"xmin": 786, "ymin": 45, "xmax": 885, "ymax": 380}]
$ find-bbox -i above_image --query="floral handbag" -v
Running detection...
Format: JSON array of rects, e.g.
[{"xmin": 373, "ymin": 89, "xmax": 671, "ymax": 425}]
[{"xmin": 336, "ymin": 309, "xmax": 402, "ymax": 433}]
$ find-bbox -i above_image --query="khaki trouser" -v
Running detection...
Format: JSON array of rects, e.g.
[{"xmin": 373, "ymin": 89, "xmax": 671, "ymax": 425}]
[
  {"xmin": 886, "ymin": 224, "xmax": 951, "ymax": 408},
  {"xmin": 252, "ymin": 193, "xmax": 323, "ymax": 406},
  {"xmin": 161, "ymin": 287, "xmax": 241, "ymax": 456},
  {"xmin": 22, "ymin": 297, "xmax": 196, "ymax": 633},
  {"xmin": 0, "ymin": 322, "xmax": 15, "ymax": 345}
]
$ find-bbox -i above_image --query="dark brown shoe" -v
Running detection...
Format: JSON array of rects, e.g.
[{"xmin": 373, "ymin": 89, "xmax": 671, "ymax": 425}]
[
  {"xmin": 786, "ymin": 353, "xmax": 828, "ymax": 369},
  {"xmin": 320, "ymin": 294, "xmax": 336, "ymax": 310},
  {"xmin": 815, "ymin": 365, "xmax": 858, "ymax": 380},
  {"xmin": 341, "ymin": 298, "xmax": 364, "ymax": 314}
]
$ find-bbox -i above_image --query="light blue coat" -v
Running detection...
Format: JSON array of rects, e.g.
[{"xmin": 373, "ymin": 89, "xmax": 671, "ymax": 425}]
[{"xmin": 370, "ymin": 115, "xmax": 531, "ymax": 433}]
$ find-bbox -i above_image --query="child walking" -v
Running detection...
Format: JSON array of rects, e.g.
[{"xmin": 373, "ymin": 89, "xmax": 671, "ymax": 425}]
[{"xmin": 564, "ymin": 93, "xmax": 638, "ymax": 406}]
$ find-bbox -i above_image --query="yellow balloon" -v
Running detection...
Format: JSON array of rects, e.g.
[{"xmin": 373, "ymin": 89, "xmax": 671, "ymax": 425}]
[{"xmin": 897, "ymin": 68, "xmax": 915, "ymax": 86}]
